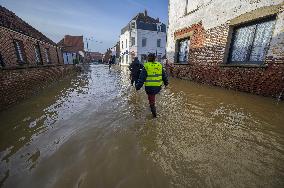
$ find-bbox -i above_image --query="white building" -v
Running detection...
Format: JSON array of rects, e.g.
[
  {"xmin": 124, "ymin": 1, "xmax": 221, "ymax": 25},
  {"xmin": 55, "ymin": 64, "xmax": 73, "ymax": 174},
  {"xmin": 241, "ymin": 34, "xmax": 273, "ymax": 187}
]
[{"xmin": 120, "ymin": 10, "xmax": 167, "ymax": 66}]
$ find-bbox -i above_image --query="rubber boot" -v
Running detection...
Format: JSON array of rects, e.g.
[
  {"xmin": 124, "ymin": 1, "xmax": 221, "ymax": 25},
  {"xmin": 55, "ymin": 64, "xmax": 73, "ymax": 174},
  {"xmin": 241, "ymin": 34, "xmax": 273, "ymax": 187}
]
[{"xmin": 150, "ymin": 105, "xmax": 157, "ymax": 118}]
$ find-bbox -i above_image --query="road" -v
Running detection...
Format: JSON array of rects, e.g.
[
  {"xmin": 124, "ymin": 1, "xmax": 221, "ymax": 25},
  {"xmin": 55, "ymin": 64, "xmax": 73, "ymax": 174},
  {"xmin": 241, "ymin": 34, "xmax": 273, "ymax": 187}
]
[{"xmin": 0, "ymin": 64, "xmax": 284, "ymax": 188}]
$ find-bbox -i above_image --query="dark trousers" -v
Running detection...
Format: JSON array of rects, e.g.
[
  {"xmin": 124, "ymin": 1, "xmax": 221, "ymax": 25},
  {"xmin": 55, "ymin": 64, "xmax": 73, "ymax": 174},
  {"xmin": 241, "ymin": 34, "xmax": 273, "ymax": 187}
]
[{"xmin": 147, "ymin": 94, "xmax": 156, "ymax": 106}]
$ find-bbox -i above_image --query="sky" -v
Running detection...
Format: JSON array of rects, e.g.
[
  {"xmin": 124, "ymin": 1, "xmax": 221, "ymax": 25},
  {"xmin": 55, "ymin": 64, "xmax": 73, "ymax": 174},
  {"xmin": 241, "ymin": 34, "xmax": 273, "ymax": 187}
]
[{"xmin": 0, "ymin": 0, "xmax": 168, "ymax": 53}]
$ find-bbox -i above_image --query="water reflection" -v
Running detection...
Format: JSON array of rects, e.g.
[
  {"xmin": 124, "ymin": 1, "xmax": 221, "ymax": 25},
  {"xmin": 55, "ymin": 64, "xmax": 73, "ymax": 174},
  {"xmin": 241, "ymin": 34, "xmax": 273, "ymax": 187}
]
[
  {"xmin": 140, "ymin": 79, "xmax": 284, "ymax": 187},
  {"xmin": 0, "ymin": 64, "xmax": 283, "ymax": 188}
]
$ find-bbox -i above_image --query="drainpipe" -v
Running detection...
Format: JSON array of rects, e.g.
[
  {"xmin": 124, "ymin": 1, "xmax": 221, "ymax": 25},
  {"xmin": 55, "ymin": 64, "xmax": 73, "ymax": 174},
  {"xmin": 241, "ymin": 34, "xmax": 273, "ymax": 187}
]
[{"xmin": 56, "ymin": 47, "xmax": 60, "ymax": 64}]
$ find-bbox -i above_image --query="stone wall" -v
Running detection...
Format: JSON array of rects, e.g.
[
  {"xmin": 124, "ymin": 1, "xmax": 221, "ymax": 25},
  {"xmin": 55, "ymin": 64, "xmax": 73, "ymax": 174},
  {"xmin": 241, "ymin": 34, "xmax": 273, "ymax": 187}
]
[
  {"xmin": 0, "ymin": 65, "xmax": 81, "ymax": 111},
  {"xmin": 167, "ymin": 0, "xmax": 284, "ymax": 98}
]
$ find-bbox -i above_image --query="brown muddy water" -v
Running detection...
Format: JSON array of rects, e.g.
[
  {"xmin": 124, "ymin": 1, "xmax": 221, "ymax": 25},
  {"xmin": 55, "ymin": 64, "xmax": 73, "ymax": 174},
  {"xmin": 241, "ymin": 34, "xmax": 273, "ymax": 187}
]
[{"xmin": 0, "ymin": 64, "xmax": 284, "ymax": 188}]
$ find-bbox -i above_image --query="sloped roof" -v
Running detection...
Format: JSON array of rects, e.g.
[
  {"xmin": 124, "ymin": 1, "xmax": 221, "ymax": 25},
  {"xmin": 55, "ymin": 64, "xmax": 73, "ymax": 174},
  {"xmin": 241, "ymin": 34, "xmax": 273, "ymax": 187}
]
[
  {"xmin": 132, "ymin": 12, "xmax": 160, "ymax": 24},
  {"xmin": 0, "ymin": 5, "xmax": 56, "ymax": 45},
  {"xmin": 58, "ymin": 35, "xmax": 84, "ymax": 53},
  {"xmin": 121, "ymin": 11, "xmax": 165, "ymax": 34}
]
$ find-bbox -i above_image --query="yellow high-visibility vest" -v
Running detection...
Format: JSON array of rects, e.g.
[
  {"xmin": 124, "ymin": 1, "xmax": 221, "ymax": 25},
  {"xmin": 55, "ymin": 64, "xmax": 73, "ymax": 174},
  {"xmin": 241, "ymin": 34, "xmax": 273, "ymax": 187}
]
[{"xmin": 144, "ymin": 62, "xmax": 163, "ymax": 87}]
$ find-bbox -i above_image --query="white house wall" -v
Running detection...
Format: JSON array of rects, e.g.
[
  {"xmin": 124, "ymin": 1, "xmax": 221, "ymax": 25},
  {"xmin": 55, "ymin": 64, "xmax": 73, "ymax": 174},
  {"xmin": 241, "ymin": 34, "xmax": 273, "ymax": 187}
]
[
  {"xmin": 120, "ymin": 30, "xmax": 131, "ymax": 65},
  {"xmin": 136, "ymin": 29, "xmax": 166, "ymax": 62}
]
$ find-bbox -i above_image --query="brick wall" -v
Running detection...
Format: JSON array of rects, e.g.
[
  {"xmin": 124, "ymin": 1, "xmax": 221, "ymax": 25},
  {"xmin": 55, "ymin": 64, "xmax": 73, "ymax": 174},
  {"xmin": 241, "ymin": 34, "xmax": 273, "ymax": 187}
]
[
  {"xmin": 167, "ymin": 22, "xmax": 284, "ymax": 98},
  {"xmin": 0, "ymin": 26, "xmax": 63, "ymax": 68},
  {"xmin": 0, "ymin": 65, "xmax": 81, "ymax": 111}
]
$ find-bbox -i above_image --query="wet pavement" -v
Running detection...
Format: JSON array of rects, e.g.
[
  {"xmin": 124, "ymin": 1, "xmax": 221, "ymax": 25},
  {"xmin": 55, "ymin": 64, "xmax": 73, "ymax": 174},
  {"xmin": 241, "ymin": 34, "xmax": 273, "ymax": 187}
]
[{"xmin": 0, "ymin": 64, "xmax": 284, "ymax": 188}]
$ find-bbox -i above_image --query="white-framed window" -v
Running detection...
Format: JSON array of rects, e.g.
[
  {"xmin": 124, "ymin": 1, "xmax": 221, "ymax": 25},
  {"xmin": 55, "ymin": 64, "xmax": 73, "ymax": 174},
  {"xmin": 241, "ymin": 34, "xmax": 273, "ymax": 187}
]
[
  {"xmin": 228, "ymin": 16, "xmax": 276, "ymax": 64},
  {"xmin": 121, "ymin": 41, "xmax": 124, "ymax": 49},
  {"xmin": 177, "ymin": 38, "xmax": 190, "ymax": 64},
  {"xmin": 142, "ymin": 38, "xmax": 147, "ymax": 47},
  {"xmin": 131, "ymin": 37, "xmax": 135, "ymax": 46},
  {"xmin": 157, "ymin": 39, "xmax": 161, "ymax": 47},
  {"xmin": 34, "ymin": 44, "xmax": 41, "ymax": 64},
  {"xmin": 126, "ymin": 39, "xmax": 128, "ymax": 48},
  {"xmin": 157, "ymin": 25, "xmax": 162, "ymax": 32},
  {"xmin": 45, "ymin": 48, "xmax": 50, "ymax": 63},
  {"xmin": 14, "ymin": 40, "xmax": 25, "ymax": 63}
]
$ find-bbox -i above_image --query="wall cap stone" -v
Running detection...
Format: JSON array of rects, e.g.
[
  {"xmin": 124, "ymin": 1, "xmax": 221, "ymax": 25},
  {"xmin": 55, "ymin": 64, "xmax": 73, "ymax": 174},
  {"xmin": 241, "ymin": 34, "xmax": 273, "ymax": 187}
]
[{"xmin": 228, "ymin": 3, "xmax": 284, "ymax": 26}]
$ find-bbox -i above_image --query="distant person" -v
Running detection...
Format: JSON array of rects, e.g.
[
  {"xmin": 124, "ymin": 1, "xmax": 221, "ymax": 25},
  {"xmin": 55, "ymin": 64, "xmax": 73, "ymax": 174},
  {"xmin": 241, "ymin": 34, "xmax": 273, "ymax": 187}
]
[
  {"xmin": 112, "ymin": 55, "xmax": 116, "ymax": 65},
  {"xmin": 0, "ymin": 53, "xmax": 5, "ymax": 67},
  {"xmin": 108, "ymin": 57, "xmax": 112, "ymax": 69},
  {"xmin": 129, "ymin": 57, "xmax": 143, "ymax": 86},
  {"xmin": 135, "ymin": 53, "xmax": 169, "ymax": 118}
]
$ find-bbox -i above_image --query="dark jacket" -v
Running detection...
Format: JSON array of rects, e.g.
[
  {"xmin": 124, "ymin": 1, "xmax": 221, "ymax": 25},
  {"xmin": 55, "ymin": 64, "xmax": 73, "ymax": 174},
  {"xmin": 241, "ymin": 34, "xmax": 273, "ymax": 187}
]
[
  {"xmin": 129, "ymin": 59, "xmax": 143, "ymax": 81},
  {"xmin": 135, "ymin": 63, "xmax": 169, "ymax": 95}
]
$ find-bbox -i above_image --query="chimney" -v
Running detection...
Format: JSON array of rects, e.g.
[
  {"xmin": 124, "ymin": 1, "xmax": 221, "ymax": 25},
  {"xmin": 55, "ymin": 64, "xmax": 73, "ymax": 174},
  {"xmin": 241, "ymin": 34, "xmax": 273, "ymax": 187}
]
[
  {"xmin": 156, "ymin": 17, "xmax": 160, "ymax": 22},
  {"xmin": 144, "ymin": 10, "xmax": 148, "ymax": 17}
]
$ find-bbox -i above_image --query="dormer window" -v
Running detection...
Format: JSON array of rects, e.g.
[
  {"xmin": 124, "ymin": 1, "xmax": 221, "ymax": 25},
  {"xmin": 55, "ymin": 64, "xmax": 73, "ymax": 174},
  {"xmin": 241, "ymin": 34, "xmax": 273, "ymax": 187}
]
[
  {"xmin": 131, "ymin": 22, "xmax": 136, "ymax": 29},
  {"xmin": 157, "ymin": 25, "xmax": 162, "ymax": 32}
]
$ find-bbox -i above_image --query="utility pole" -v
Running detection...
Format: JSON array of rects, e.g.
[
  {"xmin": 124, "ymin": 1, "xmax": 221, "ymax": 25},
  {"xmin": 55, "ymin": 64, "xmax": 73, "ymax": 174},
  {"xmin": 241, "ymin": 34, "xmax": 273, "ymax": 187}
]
[
  {"xmin": 85, "ymin": 37, "xmax": 94, "ymax": 63},
  {"xmin": 84, "ymin": 37, "xmax": 103, "ymax": 63}
]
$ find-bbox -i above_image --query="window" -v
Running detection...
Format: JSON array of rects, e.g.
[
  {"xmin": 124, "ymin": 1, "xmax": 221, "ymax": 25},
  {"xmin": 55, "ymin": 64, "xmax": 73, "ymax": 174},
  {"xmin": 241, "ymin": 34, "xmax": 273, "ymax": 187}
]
[
  {"xmin": 157, "ymin": 25, "xmax": 162, "ymax": 32},
  {"xmin": 131, "ymin": 37, "xmax": 135, "ymax": 46},
  {"xmin": 126, "ymin": 39, "xmax": 128, "ymax": 48},
  {"xmin": 122, "ymin": 41, "xmax": 124, "ymax": 49},
  {"xmin": 157, "ymin": 39, "xmax": 161, "ymax": 47},
  {"xmin": 45, "ymin": 48, "xmax": 51, "ymax": 63},
  {"xmin": 141, "ymin": 54, "xmax": 147, "ymax": 63},
  {"xmin": 157, "ymin": 55, "xmax": 162, "ymax": 62},
  {"xmin": 177, "ymin": 38, "xmax": 190, "ymax": 64},
  {"xmin": 34, "ymin": 44, "xmax": 42, "ymax": 64},
  {"xmin": 14, "ymin": 40, "xmax": 26, "ymax": 64},
  {"xmin": 142, "ymin": 38, "xmax": 147, "ymax": 47},
  {"xmin": 126, "ymin": 55, "xmax": 128, "ymax": 64},
  {"xmin": 185, "ymin": 0, "xmax": 210, "ymax": 15},
  {"xmin": 131, "ymin": 22, "xmax": 136, "ymax": 29},
  {"xmin": 228, "ymin": 17, "xmax": 276, "ymax": 64}
]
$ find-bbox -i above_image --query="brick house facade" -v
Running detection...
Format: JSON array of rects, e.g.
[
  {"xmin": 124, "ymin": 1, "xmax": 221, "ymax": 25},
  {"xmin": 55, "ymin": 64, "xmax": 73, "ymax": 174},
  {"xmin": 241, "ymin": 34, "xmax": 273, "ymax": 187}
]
[
  {"xmin": 0, "ymin": 6, "xmax": 80, "ymax": 111},
  {"xmin": 0, "ymin": 5, "xmax": 63, "ymax": 68},
  {"xmin": 167, "ymin": 0, "xmax": 284, "ymax": 98},
  {"xmin": 57, "ymin": 35, "xmax": 84, "ymax": 64}
]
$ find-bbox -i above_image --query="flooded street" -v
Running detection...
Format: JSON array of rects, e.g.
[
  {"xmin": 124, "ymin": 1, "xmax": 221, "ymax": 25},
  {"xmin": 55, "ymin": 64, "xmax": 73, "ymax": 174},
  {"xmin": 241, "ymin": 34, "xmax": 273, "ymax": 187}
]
[{"xmin": 0, "ymin": 64, "xmax": 284, "ymax": 188}]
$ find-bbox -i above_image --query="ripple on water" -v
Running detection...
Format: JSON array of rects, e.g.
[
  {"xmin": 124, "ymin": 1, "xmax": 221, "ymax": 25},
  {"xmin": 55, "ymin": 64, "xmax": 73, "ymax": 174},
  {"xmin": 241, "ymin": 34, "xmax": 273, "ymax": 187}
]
[
  {"xmin": 137, "ymin": 84, "xmax": 284, "ymax": 187},
  {"xmin": 0, "ymin": 65, "xmax": 284, "ymax": 188}
]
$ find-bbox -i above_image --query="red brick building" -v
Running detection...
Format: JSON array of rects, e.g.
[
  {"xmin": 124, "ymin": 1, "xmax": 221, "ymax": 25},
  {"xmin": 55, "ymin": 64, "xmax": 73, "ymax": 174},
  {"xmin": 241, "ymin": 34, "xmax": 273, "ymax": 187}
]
[
  {"xmin": 57, "ymin": 35, "xmax": 85, "ymax": 64},
  {"xmin": 167, "ymin": 1, "xmax": 284, "ymax": 98},
  {"xmin": 89, "ymin": 52, "xmax": 103, "ymax": 62},
  {"xmin": 0, "ymin": 5, "xmax": 63, "ymax": 68}
]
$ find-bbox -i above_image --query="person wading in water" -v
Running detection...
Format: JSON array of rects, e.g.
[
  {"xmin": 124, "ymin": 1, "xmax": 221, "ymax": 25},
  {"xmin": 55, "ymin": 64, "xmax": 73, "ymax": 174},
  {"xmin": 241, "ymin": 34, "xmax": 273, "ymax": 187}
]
[
  {"xmin": 135, "ymin": 53, "xmax": 169, "ymax": 118},
  {"xmin": 129, "ymin": 57, "xmax": 143, "ymax": 86}
]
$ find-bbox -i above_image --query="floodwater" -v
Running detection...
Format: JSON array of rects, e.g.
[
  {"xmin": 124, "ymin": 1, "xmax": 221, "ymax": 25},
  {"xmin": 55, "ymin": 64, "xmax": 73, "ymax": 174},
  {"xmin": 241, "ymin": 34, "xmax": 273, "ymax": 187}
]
[{"xmin": 0, "ymin": 64, "xmax": 284, "ymax": 188}]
